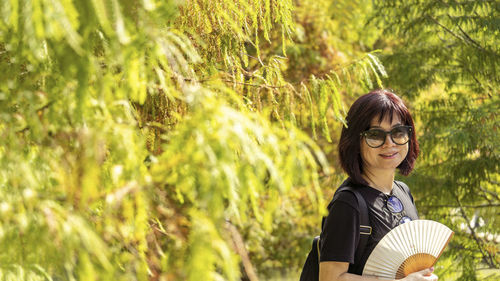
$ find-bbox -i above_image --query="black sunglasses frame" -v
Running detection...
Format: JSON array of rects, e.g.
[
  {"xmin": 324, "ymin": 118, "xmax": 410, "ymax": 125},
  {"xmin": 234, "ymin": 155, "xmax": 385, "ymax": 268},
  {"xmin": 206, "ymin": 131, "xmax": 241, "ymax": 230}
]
[{"xmin": 360, "ymin": 125, "xmax": 412, "ymax": 148}]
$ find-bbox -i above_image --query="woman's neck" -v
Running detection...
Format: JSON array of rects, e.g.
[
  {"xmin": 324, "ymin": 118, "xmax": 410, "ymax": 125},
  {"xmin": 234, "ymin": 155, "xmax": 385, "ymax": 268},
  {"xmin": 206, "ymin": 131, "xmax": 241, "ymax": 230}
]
[{"xmin": 362, "ymin": 170, "xmax": 395, "ymax": 194}]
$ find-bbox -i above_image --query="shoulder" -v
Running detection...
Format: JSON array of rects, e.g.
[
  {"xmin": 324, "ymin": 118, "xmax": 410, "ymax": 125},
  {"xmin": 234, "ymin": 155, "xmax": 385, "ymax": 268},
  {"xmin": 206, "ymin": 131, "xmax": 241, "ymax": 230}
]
[
  {"xmin": 332, "ymin": 190, "xmax": 358, "ymax": 210},
  {"xmin": 395, "ymin": 180, "xmax": 414, "ymax": 200},
  {"xmin": 328, "ymin": 180, "xmax": 363, "ymax": 211},
  {"xmin": 395, "ymin": 180, "xmax": 411, "ymax": 193},
  {"xmin": 394, "ymin": 180, "xmax": 419, "ymax": 218}
]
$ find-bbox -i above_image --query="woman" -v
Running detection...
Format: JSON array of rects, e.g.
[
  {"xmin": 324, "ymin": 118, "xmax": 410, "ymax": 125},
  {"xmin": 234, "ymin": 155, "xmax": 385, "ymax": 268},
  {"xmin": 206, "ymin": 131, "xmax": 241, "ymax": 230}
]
[{"xmin": 319, "ymin": 89, "xmax": 438, "ymax": 281}]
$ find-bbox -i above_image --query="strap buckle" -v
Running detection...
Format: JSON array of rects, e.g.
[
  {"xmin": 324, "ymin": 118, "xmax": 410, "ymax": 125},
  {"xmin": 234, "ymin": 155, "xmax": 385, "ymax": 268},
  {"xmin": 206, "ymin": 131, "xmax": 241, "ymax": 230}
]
[{"xmin": 360, "ymin": 225, "xmax": 372, "ymax": 235}]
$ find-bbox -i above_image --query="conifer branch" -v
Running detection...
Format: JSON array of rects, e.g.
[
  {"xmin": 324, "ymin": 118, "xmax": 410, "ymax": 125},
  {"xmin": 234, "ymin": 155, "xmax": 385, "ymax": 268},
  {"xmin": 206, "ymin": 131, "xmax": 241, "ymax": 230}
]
[
  {"xmin": 480, "ymin": 186, "xmax": 500, "ymax": 201},
  {"xmin": 183, "ymin": 77, "xmax": 289, "ymax": 89},
  {"xmin": 455, "ymin": 24, "xmax": 486, "ymax": 52},
  {"xmin": 454, "ymin": 194, "xmax": 497, "ymax": 268},
  {"xmin": 226, "ymin": 220, "xmax": 259, "ymax": 281},
  {"xmin": 426, "ymin": 16, "xmax": 468, "ymax": 45},
  {"xmin": 427, "ymin": 14, "xmax": 493, "ymax": 55},
  {"xmin": 441, "ymin": 0, "xmax": 499, "ymax": 56}
]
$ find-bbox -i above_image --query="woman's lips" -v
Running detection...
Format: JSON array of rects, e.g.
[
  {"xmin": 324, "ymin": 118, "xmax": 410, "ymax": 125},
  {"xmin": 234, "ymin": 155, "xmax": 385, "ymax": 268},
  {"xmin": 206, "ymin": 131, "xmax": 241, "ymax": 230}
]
[{"xmin": 380, "ymin": 152, "xmax": 398, "ymax": 159}]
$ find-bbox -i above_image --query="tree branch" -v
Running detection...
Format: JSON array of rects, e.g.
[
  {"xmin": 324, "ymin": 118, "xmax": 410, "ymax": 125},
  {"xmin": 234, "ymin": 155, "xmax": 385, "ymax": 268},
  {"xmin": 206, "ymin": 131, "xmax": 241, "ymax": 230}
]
[
  {"xmin": 426, "ymin": 15, "xmax": 468, "ymax": 46},
  {"xmin": 454, "ymin": 194, "xmax": 497, "ymax": 267},
  {"xmin": 183, "ymin": 77, "xmax": 289, "ymax": 89},
  {"xmin": 226, "ymin": 220, "xmax": 259, "ymax": 281}
]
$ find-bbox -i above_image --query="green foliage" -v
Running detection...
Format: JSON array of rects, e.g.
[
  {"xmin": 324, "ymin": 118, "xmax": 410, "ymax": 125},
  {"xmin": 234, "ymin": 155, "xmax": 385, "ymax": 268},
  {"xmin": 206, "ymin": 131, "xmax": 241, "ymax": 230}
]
[
  {"xmin": 2, "ymin": 0, "xmax": 497, "ymax": 280},
  {"xmin": 0, "ymin": 0, "xmax": 377, "ymax": 279},
  {"xmin": 149, "ymin": 86, "xmax": 329, "ymax": 280},
  {"xmin": 371, "ymin": 0, "xmax": 500, "ymax": 278}
]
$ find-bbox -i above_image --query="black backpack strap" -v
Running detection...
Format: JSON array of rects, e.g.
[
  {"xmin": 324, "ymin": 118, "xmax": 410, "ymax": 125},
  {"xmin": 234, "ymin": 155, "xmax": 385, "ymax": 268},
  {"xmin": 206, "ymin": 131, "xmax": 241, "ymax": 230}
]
[
  {"xmin": 299, "ymin": 236, "xmax": 322, "ymax": 281},
  {"xmin": 333, "ymin": 185, "xmax": 371, "ymax": 267},
  {"xmin": 300, "ymin": 181, "xmax": 371, "ymax": 280},
  {"xmin": 346, "ymin": 186, "xmax": 371, "ymax": 265}
]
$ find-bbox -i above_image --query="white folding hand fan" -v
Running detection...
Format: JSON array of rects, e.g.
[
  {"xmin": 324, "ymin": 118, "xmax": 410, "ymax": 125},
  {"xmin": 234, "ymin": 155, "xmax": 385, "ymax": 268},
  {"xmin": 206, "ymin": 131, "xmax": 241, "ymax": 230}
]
[{"xmin": 362, "ymin": 220, "xmax": 454, "ymax": 280}]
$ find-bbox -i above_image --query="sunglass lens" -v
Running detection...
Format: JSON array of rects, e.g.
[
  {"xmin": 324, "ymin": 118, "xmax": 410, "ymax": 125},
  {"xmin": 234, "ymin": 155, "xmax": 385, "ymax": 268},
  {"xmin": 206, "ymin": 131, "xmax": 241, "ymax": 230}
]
[
  {"xmin": 391, "ymin": 127, "xmax": 410, "ymax": 145},
  {"xmin": 365, "ymin": 130, "xmax": 385, "ymax": 147},
  {"xmin": 387, "ymin": 196, "xmax": 403, "ymax": 213},
  {"xmin": 399, "ymin": 216, "xmax": 412, "ymax": 225}
]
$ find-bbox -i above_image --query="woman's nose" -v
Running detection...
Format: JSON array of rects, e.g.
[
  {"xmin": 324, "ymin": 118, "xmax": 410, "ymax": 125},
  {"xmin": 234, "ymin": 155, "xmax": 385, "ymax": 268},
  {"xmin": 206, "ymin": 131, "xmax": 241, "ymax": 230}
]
[{"xmin": 382, "ymin": 134, "xmax": 396, "ymax": 147}]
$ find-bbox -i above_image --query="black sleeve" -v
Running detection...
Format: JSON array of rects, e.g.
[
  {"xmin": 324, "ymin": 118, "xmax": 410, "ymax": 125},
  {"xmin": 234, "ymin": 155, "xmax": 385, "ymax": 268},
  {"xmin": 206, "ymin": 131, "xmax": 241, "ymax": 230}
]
[{"xmin": 319, "ymin": 193, "xmax": 359, "ymax": 263}]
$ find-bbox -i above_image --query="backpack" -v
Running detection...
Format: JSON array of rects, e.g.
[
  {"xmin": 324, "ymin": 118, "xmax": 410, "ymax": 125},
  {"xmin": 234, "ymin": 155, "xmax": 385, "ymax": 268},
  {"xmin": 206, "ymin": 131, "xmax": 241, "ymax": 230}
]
[{"xmin": 299, "ymin": 184, "xmax": 371, "ymax": 281}]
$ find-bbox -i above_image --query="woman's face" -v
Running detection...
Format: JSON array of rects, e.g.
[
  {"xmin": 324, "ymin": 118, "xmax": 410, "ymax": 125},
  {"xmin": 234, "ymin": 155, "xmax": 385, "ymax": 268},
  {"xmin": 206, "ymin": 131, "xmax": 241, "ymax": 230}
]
[{"xmin": 360, "ymin": 114, "xmax": 409, "ymax": 175}]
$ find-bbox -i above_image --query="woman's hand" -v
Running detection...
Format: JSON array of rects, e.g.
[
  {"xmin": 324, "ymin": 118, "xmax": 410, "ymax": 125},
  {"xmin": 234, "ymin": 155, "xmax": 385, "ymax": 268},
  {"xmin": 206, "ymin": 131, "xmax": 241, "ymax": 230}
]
[{"xmin": 401, "ymin": 268, "xmax": 438, "ymax": 281}]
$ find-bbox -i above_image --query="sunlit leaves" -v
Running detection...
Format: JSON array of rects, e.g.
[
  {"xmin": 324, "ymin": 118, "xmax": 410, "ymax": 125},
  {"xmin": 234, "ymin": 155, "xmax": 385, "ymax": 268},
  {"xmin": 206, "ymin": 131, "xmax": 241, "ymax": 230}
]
[
  {"xmin": 147, "ymin": 85, "xmax": 329, "ymax": 280},
  {"xmin": 0, "ymin": 0, "xmax": 392, "ymax": 280},
  {"xmin": 372, "ymin": 0, "xmax": 500, "ymax": 278}
]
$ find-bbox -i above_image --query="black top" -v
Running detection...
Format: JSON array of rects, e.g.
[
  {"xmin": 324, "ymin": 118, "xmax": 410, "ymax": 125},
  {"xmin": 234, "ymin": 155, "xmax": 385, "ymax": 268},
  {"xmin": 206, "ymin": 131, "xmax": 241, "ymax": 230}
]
[{"xmin": 319, "ymin": 178, "xmax": 419, "ymax": 275}]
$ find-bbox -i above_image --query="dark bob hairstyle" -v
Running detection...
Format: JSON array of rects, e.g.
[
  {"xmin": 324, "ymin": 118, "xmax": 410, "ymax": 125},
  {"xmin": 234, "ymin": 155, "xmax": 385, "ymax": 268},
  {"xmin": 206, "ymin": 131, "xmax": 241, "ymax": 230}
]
[{"xmin": 338, "ymin": 89, "xmax": 419, "ymax": 185}]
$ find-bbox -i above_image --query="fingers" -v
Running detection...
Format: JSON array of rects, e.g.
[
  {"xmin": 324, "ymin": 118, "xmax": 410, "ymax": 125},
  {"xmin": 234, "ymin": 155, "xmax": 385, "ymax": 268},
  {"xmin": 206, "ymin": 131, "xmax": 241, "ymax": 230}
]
[
  {"xmin": 405, "ymin": 268, "xmax": 438, "ymax": 281},
  {"xmin": 429, "ymin": 273, "xmax": 438, "ymax": 281},
  {"xmin": 419, "ymin": 267, "xmax": 434, "ymax": 276}
]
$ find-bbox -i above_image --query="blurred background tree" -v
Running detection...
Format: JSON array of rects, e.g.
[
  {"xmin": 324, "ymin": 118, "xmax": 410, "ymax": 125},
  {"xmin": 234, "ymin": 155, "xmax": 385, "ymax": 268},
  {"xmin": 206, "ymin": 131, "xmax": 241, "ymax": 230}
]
[
  {"xmin": 370, "ymin": 1, "xmax": 499, "ymax": 280},
  {"xmin": 0, "ymin": 0, "xmax": 497, "ymax": 280}
]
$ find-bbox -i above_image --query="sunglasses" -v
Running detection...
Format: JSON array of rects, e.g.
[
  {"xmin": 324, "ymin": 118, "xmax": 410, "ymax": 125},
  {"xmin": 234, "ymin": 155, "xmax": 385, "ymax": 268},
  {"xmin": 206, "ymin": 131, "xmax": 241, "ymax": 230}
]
[
  {"xmin": 387, "ymin": 195, "xmax": 412, "ymax": 225},
  {"xmin": 361, "ymin": 125, "xmax": 412, "ymax": 148}
]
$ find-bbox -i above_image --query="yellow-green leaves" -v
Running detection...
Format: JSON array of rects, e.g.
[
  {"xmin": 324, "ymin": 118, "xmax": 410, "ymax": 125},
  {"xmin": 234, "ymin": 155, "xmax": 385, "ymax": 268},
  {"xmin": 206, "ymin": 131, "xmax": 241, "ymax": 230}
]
[
  {"xmin": 1, "ymin": 0, "xmax": 19, "ymax": 32},
  {"xmin": 150, "ymin": 86, "xmax": 328, "ymax": 279},
  {"xmin": 48, "ymin": 0, "xmax": 83, "ymax": 53},
  {"xmin": 373, "ymin": 0, "xmax": 500, "ymax": 277},
  {"xmin": 126, "ymin": 55, "xmax": 147, "ymax": 104},
  {"xmin": 1, "ymin": 0, "xmax": 392, "ymax": 280}
]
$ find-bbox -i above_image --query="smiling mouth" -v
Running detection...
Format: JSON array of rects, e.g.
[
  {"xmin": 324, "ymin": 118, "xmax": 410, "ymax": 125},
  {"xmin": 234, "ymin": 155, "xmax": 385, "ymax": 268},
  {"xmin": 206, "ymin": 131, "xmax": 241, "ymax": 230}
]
[{"xmin": 380, "ymin": 152, "xmax": 398, "ymax": 158}]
